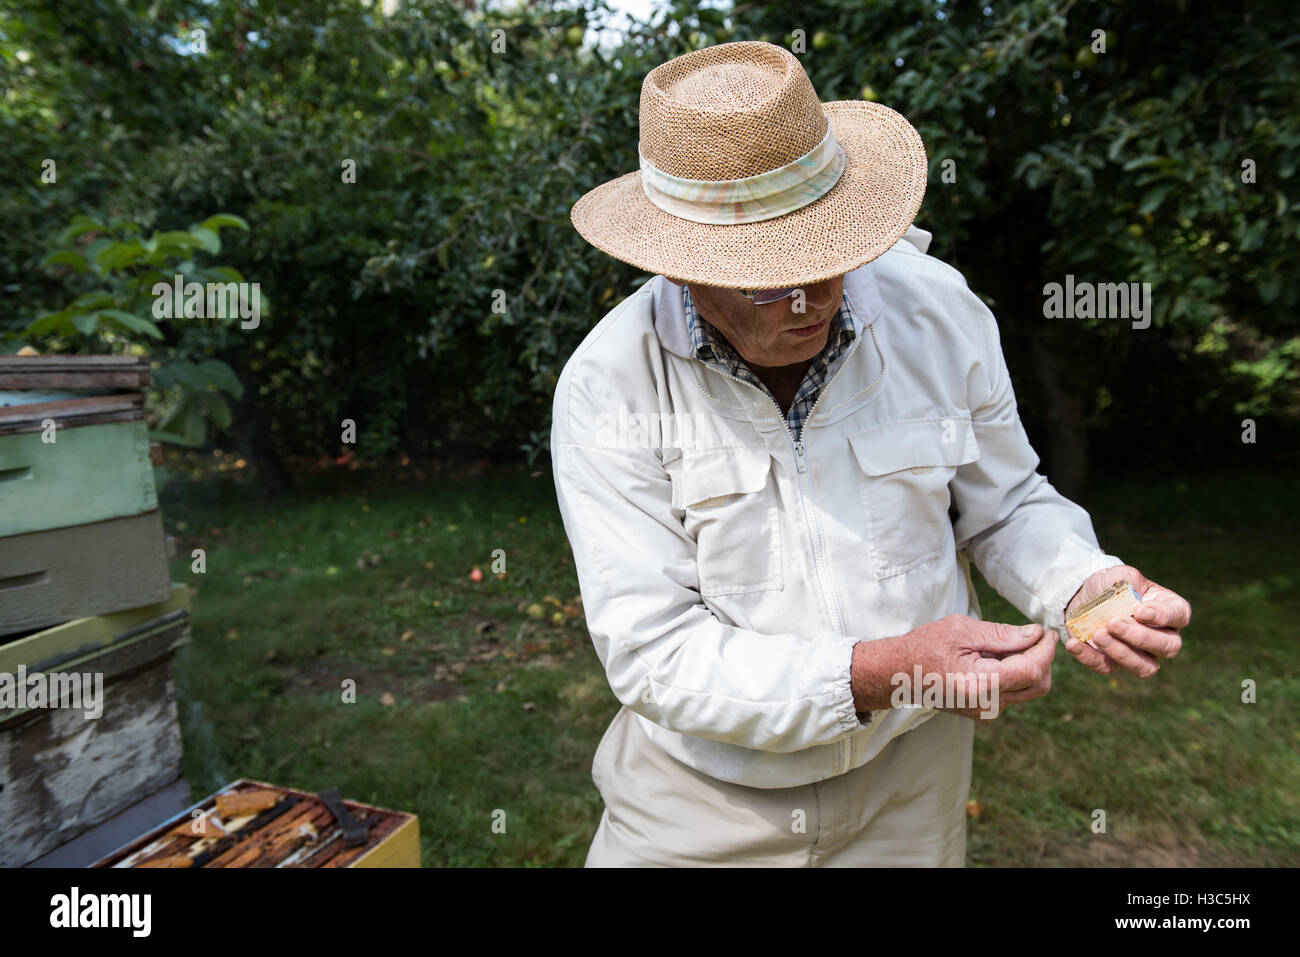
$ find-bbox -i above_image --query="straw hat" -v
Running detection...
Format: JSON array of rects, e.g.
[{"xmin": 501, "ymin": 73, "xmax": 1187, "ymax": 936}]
[{"xmin": 570, "ymin": 41, "xmax": 928, "ymax": 290}]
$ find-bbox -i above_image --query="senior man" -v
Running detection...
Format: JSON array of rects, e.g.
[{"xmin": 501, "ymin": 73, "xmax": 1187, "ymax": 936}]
[{"xmin": 551, "ymin": 41, "xmax": 1190, "ymax": 867}]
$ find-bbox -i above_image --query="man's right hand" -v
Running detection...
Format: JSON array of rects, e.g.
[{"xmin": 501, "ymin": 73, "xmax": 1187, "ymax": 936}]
[{"xmin": 850, "ymin": 614, "xmax": 1058, "ymax": 720}]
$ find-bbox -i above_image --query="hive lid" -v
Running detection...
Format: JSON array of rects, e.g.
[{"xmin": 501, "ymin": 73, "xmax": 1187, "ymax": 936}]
[
  {"xmin": 0, "ymin": 392, "xmax": 145, "ymax": 436},
  {"xmin": 0, "ymin": 355, "xmax": 151, "ymax": 390}
]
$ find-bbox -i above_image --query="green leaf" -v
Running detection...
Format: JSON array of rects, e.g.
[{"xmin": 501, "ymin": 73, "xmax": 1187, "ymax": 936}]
[
  {"xmin": 71, "ymin": 312, "xmax": 100, "ymax": 335},
  {"xmin": 1121, "ymin": 155, "xmax": 1167, "ymax": 171},
  {"xmin": 1240, "ymin": 220, "xmax": 1267, "ymax": 251},
  {"xmin": 191, "ymin": 227, "xmax": 221, "ymax": 254},
  {"xmin": 203, "ymin": 265, "xmax": 246, "ymax": 283},
  {"xmin": 93, "ymin": 240, "xmax": 146, "ymax": 271},
  {"xmin": 149, "ymin": 429, "xmax": 195, "ymax": 447},
  {"xmin": 165, "ymin": 360, "xmax": 209, "ymax": 392},
  {"xmin": 156, "ymin": 396, "xmax": 205, "ymax": 447},
  {"xmin": 83, "ymin": 238, "xmax": 113, "ymax": 275},
  {"xmin": 41, "ymin": 250, "xmax": 88, "ymax": 272},
  {"xmin": 152, "ymin": 232, "xmax": 199, "ymax": 257},
  {"xmin": 56, "ymin": 215, "xmax": 106, "ymax": 245},
  {"xmin": 196, "ymin": 359, "xmax": 245, "ymax": 399},
  {"xmin": 202, "ymin": 391, "xmax": 232, "ymax": 430},
  {"xmin": 100, "ymin": 309, "xmax": 164, "ymax": 340},
  {"xmin": 444, "ymin": 203, "xmax": 479, "ymax": 234},
  {"xmin": 196, "ymin": 213, "xmax": 250, "ymax": 233},
  {"xmin": 69, "ymin": 290, "xmax": 115, "ymax": 311},
  {"xmin": 1105, "ymin": 131, "xmax": 1131, "ymax": 163},
  {"xmin": 1138, "ymin": 184, "xmax": 1173, "ymax": 216},
  {"xmin": 24, "ymin": 310, "xmax": 75, "ymax": 336}
]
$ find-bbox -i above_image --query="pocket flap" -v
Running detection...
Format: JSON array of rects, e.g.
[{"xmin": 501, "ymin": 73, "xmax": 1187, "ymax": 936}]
[
  {"xmin": 674, "ymin": 445, "xmax": 773, "ymax": 509},
  {"xmin": 849, "ymin": 418, "xmax": 980, "ymax": 476}
]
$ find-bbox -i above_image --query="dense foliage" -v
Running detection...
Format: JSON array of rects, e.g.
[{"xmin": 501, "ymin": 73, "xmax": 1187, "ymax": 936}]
[
  {"xmin": 732, "ymin": 0, "xmax": 1300, "ymax": 491},
  {"xmin": 19, "ymin": 213, "xmax": 254, "ymax": 461},
  {"xmin": 3, "ymin": 0, "xmax": 1296, "ymax": 491}
]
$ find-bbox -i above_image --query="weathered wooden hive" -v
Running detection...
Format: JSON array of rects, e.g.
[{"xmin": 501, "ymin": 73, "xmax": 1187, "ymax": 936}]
[{"xmin": 0, "ymin": 355, "xmax": 191, "ymax": 867}]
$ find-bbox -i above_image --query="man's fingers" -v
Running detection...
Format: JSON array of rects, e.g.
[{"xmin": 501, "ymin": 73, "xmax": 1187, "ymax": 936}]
[
  {"xmin": 972, "ymin": 622, "xmax": 1044, "ymax": 656},
  {"xmin": 999, "ymin": 683, "xmax": 1048, "ymax": 707},
  {"xmin": 998, "ymin": 660, "xmax": 1054, "ymax": 706},
  {"xmin": 1106, "ymin": 615, "xmax": 1182, "ymax": 659},
  {"xmin": 999, "ymin": 672, "xmax": 1052, "ymax": 703},
  {"xmin": 955, "ymin": 674, "xmax": 1045, "ymax": 717},
  {"xmin": 989, "ymin": 628, "xmax": 1057, "ymax": 691},
  {"xmin": 957, "ymin": 655, "xmax": 1054, "ymax": 716},
  {"xmin": 1134, "ymin": 593, "xmax": 1192, "ymax": 630},
  {"xmin": 1091, "ymin": 628, "xmax": 1161, "ymax": 678},
  {"xmin": 1064, "ymin": 635, "xmax": 1113, "ymax": 675}
]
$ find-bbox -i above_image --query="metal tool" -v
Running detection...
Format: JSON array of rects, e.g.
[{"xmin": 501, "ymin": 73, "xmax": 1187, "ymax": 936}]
[{"xmin": 316, "ymin": 788, "xmax": 369, "ymax": 847}]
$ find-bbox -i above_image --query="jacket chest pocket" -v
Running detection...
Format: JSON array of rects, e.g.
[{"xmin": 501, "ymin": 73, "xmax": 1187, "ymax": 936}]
[
  {"xmin": 849, "ymin": 419, "xmax": 980, "ymax": 581},
  {"xmin": 671, "ymin": 446, "xmax": 783, "ymax": 598}
]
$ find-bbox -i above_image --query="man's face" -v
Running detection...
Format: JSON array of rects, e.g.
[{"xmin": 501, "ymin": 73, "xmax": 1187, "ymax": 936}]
[{"xmin": 667, "ymin": 276, "xmax": 844, "ymax": 371}]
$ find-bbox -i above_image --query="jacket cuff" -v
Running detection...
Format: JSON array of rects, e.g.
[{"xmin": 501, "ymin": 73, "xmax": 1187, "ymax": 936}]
[
  {"xmin": 837, "ymin": 635, "xmax": 872, "ymax": 733},
  {"xmin": 1041, "ymin": 550, "xmax": 1125, "ymax": 637}
]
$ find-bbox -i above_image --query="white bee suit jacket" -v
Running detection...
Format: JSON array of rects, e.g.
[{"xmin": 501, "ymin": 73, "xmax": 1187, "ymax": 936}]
[{"xmin": 551, "ymin": 225, "xmax": 1122, "ymax": 790}]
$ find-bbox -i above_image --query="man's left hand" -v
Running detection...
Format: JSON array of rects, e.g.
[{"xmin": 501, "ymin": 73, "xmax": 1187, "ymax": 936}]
[{"xmin": 1063, "ymin": 565, "xmax": 1190, "ymax": 679}]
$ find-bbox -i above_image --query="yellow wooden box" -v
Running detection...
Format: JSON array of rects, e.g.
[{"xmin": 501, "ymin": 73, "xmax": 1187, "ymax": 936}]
[{"xmin": 90, "ymin": 778, "xmax": 421, "ymax": 868}]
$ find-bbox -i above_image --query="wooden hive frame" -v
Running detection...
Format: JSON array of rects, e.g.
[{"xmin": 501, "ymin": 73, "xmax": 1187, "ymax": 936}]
[{"xmin": 91, "ymin": 779, "xmax": 421, "ymax": 868}]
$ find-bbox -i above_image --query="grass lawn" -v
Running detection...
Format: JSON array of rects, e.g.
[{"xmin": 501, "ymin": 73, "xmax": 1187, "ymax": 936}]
[{"xmin": 162, "ymin": 458, "xmax": 1300, "ymax": 867}]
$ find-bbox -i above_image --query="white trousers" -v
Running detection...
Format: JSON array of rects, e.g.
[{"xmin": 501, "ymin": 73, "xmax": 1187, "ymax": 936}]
[{"xmin": 586, "ymin": 706, "xmax": 973, "ymax": 867}]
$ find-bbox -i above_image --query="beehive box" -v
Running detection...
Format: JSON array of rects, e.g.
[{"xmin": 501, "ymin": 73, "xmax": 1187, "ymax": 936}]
[
  {"xmin": 92, "ymin": 779, "xmax": 421, "ymax": 868},
  {"xmin": 1, "ymin": 355, "xmax": 189, "ymax": 867},
  {"xmin": 0, "ymin": 357, "xmax": 171, "ymax": 636},
  {"xmin": 0, "ymin": 584, "xmax": 191, "ymax": 867}
]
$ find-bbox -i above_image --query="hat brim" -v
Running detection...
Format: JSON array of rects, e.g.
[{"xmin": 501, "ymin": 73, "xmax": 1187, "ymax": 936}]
[{"xmin": 570, "ymin": 100, "xmax": 928, "ymax": 290}]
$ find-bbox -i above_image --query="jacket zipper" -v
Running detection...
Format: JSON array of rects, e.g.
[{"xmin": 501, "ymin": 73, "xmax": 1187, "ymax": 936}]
[{"xmin": 704, "ymin": 336, "xmax": 867, "ymax": 773}]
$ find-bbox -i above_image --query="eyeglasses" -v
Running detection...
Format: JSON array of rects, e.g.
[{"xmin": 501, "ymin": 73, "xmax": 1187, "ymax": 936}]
[{"xmin": 736, "ymin": 287, "xmax": 798, "ymax": 305}]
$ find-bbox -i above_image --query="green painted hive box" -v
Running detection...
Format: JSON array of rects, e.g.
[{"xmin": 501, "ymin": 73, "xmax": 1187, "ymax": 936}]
[{"xmin": 0, "ymin": 358, "xmax": 172, "ymax": 637}]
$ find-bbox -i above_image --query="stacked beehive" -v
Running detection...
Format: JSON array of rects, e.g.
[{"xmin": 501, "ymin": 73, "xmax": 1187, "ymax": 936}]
[{"xmin": 0, "ymin": 355, "xmax": 192, "ymax": 867}]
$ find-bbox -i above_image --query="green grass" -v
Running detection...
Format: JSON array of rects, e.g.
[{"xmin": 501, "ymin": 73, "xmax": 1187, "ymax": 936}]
[{"xmin": 163, "ymin": 461, "xmax": 1300, "ymax": 867}]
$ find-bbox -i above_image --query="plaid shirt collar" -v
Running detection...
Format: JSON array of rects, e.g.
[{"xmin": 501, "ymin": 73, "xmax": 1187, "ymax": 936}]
[{"xmin": 682, "ymin": 283, "xmax": 859, "ymax": 440}]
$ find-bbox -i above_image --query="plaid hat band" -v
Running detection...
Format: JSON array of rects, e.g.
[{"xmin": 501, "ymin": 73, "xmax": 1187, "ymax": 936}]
[{"xmin": 638, "ymin": 128, "xmax": 846, "ymax": 225}]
